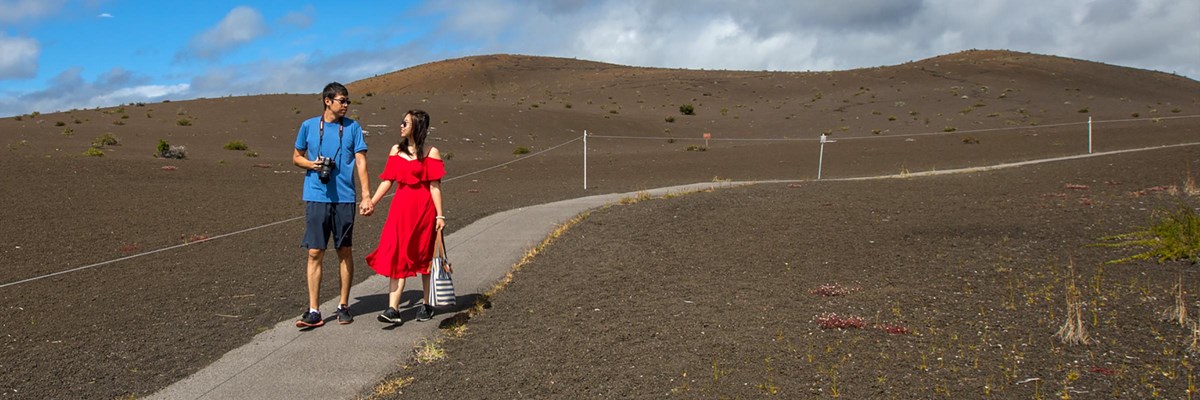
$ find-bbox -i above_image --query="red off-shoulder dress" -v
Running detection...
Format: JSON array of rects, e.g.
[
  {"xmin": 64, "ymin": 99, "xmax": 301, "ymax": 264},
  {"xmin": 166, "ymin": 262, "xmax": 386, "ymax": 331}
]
[{"xmin": 366, "ymin": 155, "xmax": 445, "ymax": 279}]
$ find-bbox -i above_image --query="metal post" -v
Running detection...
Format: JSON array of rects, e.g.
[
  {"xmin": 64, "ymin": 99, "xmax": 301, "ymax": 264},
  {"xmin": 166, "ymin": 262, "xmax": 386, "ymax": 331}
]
[
  {"xmin": 817, "ymin": 134, "xmax": 826, "ymax": 180},
  {"xmin": 1088, "ymin": 117, "xmax": 1092, "ymax": 154},
  {"xmin": 583, "ymin": 130, "xmax": 588, "ymax": 190}
]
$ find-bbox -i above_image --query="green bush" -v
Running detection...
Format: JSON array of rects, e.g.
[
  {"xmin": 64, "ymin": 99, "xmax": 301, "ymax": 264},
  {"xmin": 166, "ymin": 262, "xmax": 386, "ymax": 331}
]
[
  {"xmin": 224, "ymin": 140, "xmax": 248, "ymax": 151},
  {"xmin": 1096, "ymin": 205, "xmax": 1200, "ymax": 264},
  {"xmin": 156, "ymin": 139, "xmax": 188, "ymax": 159},
  {"xmin": 513, "ymin": 146, "xmax": 531, "ymax": 155},
  {"xmin": 177, "ymin": 118, "xmax": 192, "ymax": 126},
  {"xmin": 92, "ymin": 133, "xmax": 119, "ymax": 147},
  {"xmin": 679, "ymin": 104, "xmax": 695, "ymax": 115},
  {"xmin": 665, "ymin": 116, "xmax": 675, "ymax": 123},
  {"xmin": 82, "ymin": 147, "xmax": 104, "ymax": 157}
]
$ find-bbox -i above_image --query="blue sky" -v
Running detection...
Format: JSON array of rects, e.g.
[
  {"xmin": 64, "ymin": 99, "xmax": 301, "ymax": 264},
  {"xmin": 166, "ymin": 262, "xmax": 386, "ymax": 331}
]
[{"xmin": 1, "ymin": 0, "xmax": 1197, "ymax": 117}]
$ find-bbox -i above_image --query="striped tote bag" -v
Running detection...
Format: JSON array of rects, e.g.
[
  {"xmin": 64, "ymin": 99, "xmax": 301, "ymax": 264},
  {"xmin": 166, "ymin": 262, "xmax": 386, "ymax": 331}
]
[{"xmin": 428, "ymin": 232, "xmax": 456, "ymax": 307}]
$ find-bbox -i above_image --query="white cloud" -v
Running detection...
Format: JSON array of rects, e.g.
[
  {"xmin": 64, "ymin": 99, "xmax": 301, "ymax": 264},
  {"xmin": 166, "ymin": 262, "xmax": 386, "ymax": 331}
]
[
  {"xmin": 97, "ymin": 13, "xmax": 113, "ymax": 18},
  {"xmin": 424, "ymin": 0, "xmax": 1200, "ymax": 79},
  {"xmin": 0, "ymin": 0, "xmax": 66, "ymax": 23},
  {"xmin": 0, "ymin": 33, "xmax": 39, "ymax": 79},
  {"xmin": 0, "ymin": 67, "xmax": 188, "ymax": 117},
  {"xmin": 178, "ymin": 6, "xmax": 267, "ymax": 61},
  {"xmin": 280, "ymin": 6, "xmax": 314, "ymax": 29}
]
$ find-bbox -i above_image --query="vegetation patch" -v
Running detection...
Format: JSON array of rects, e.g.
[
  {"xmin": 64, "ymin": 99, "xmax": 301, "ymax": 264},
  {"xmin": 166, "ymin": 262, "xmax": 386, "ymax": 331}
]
[{"xmin": 1095, "ymin": 204, "xmax": 1200, "ymax": 264}]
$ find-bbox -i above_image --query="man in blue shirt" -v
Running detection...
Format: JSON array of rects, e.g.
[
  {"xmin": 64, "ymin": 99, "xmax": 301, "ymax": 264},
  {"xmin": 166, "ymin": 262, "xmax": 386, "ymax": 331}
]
[{"xmin": 291, "ymin": 82, "xmax": 372, "ymax": 328}]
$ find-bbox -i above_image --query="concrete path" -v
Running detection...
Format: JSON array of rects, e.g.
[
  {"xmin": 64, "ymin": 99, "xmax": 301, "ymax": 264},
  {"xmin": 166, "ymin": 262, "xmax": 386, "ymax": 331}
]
[{"xmin": 148, "ymin": 181, "xmax": 742, "ymax": 400}]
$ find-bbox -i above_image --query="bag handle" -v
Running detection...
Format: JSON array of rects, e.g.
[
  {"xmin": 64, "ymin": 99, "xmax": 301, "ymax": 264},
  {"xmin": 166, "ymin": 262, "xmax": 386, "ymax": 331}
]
[{"xmin": 433, "ymin": 231, "xmax": 451, "ymax": 273}]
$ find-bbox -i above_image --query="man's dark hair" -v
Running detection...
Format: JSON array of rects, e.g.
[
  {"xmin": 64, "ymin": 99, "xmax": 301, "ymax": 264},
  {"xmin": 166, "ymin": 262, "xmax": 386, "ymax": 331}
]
[{"xmin": 322, "ymin": 82, "xmax": 348, "ymax": 104}]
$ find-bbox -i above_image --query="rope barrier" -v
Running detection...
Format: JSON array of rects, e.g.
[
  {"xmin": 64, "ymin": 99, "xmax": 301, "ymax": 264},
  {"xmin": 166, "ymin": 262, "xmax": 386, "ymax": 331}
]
[
  {"xmin": 0, "ymin": 135, "xmax": 585, "ymax": 290},
  {"xmin": 587, "ymin": 114, "xmax": 1200, "ymax": 142}
]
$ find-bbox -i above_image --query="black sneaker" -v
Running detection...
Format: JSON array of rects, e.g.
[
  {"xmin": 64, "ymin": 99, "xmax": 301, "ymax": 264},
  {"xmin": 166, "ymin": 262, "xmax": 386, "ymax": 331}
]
[
  {"xmin": 416, "ymin": 304, "xmax": 435, "ymax": 322},
  {"xmin": 295, "ymin": 310, "xmax": 324, "ymax": 328},
  {"xmin": 336, "ymin": 304, "xmax": 354, "ymax": 324},
  {"xmin": 377, "ymin": 307, "xmax": 403, "ymax": 324}
]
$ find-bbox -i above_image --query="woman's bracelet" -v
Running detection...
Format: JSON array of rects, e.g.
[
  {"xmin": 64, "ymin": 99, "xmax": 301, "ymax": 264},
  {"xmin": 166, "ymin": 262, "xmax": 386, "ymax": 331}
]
[{"xmin": 436, "ymin": 216, "xmax": 446, "ymax": 220}]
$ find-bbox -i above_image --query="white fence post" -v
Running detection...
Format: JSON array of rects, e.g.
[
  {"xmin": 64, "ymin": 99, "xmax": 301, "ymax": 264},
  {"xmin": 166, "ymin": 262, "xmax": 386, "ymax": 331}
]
[
  {"xmin": 1088, "ymin": 117, "xmax": 1093, "ymax": 154},
  {"xmin": 578, "ymin": 129, "xmax": 583, "ymax": 188},
  {"xmin": 817, "ymin": 134, "xmax": 826, "ymax": 180}
]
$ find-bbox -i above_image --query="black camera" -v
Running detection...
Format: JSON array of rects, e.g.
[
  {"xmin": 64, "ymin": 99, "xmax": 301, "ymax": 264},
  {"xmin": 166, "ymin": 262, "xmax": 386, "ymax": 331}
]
[{"xmin": 315, "ymin": 156, "xmax": 333, "ymax": 182}]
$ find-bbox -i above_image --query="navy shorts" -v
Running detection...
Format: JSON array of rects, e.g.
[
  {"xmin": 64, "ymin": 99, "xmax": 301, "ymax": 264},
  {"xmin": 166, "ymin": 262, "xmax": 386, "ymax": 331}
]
[{"xmin": 302, "ymin": 202, "xmax": 356, "ymax": 249}]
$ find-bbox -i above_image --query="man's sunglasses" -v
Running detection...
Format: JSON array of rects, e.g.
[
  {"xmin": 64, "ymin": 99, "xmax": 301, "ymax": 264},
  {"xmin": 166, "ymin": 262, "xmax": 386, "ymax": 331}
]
[{"xmin": 330, "ymin": 97, "xmax": 350, "ymax": 106}]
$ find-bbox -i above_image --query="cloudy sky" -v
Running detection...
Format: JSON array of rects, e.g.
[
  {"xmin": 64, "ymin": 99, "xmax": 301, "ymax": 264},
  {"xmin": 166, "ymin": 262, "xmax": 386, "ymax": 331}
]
[{"xmin": 0, "ymin": 0, "xmax": 1197, "ymax": 117}]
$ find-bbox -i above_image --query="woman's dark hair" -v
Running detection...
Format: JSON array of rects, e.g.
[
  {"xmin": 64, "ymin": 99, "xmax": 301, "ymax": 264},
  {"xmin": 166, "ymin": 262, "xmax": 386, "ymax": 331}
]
[
  {"xmin": 322, "ymin": 82, "xmax": 348, "ymax": 107},
  {"xmin": 400, "ymin": 109, "xmax": 430, "ymax": 160}
]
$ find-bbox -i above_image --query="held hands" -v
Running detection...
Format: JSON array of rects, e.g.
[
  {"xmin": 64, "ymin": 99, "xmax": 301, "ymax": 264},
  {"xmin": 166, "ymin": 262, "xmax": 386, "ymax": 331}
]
[{"xmin": 359, "ymin": 198, "xmax": 374, "ymax": 216}]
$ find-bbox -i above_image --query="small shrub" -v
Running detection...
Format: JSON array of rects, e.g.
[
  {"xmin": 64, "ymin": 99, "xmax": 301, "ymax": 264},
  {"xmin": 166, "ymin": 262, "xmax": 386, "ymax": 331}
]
[
  {"xmin": 223, "ymin": 140, "xmax": 248, "ymax": 151},
  {"xmin": 512, "ymin": 146, "xmax": 531, "ymax": 155},
  {"xmin": 82, "ymin": 147, "xmax": 104, "ymax": 157},
  {"xmin": 54, "ymin": 121, "xmax": 65, "ymax": 127},
  {"xmin": 665, "ymin": 116, "xmax": 675, "ymax": 123},
  {"xmin": 1131, "ymin": 112, "xmax": 1140, "ymax": 118},
  {"xmin": 608, "ymin": 109, "xmax": 618, "ymax": 114},
  {"xmin": 1077, "ymin": 107, "xmax": 1089, "ymax": 113},
  {"xmin": 685, "ymin": 145, "xmax": 707, "ymax": 152},
  {"xmin": 962, "ymin": 137, "xmax": 980, "ymax": 144},
  {"xmin": 943, "ymin": 126, "xmax": 957, "ymax": 132},
  {"xmin": 679, "ymin": 104, "xmax": 695, "ymax": 115},
  {"xmin": 157, "ymin": 139, "xmax": 187, "ymax": 159},
  {"xmin": 92, "ymin": 133, "xmax": 119, "ymax": 147},
  {"xmin": 1096, "ymin": 204, "xmax": 1200, "ymax": 264},
  {"xmin": 887, "ymin": 115, "xmax": 896, "ymax": 121},
  {"xmin": 564, "ymin": 103, "xmax": 572, "ymax": 109},
  {"xmin": 177, "ymin": 118, "xmax": 192, "ymax": 126},
  {"xmin": 959, "ymin": 107, "xmax": 973, "ymax": 114},
  {"xmin": 13, "ymin": 115, "xmax": 21, "ymax": 121},
  {"xmin": 73, "ymin": 119, "xmax": 81, "ymax": 124},
  {"xmin": 1172, "ymin": 108, "xmax": 1182, "ymax": 113},
  {"xmin": 666, "ymin": 138, "xmax": 676, "ymax": 143},
  {"xmin": 112, "ymin": 120, "xmax": 125, "ymax": 126},
  {"xmin": 245, "ymin": 151, "xmax": 259, "ymax": 157},
  {"xmin": 61, "ymin": 128, "xmax": 74, "ymax": 136}
]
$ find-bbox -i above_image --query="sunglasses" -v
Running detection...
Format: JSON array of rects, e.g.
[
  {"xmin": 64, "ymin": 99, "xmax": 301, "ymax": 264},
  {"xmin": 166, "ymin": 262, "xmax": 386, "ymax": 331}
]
[
  {"xmin": 400, "ymin": 121, "xmax": 409, "ymax": 128},
  {"xmin": 330, "ymin": 97, "xmax": 350, "ymax": 106}
]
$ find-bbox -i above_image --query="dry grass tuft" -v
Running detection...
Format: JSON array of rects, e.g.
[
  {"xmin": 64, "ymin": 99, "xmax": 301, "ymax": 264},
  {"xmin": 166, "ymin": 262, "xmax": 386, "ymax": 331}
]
[
  {"xmin": 414, "ymin": 339, "xmax": 446, "ymax": 364},
  {"xmin": 1186, "ymin": 321, "xmax": 1200, "ymax": 356},
  {"xmin": 1161, "ymin": 273, "xmax": 1190, "ymax": 328},
  {"xmin": 1054, "ymin": 260, "xmax": 1092, "ymax": 345},
  {"xmin": 370, "ymin": 376, "xmax": 414, "ymax": 397}
]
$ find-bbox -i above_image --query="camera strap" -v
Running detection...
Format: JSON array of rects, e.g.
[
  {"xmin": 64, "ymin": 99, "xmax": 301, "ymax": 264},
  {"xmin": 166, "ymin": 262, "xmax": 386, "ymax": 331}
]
[{"xmin": 317, "ymin": 117, "xmax": 345, "ymax": 161}]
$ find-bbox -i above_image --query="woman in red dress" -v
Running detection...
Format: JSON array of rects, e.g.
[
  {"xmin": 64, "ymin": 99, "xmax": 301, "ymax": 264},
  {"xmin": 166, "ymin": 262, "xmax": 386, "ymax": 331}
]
[{"xmin": 365, "ymin": 109, "xmax": 446, "ymax": 324}]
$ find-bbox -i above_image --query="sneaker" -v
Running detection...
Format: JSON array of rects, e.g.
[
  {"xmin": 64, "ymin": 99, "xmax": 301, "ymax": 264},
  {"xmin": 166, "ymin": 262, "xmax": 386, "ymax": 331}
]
[
  {"xmin": 416, "ymin": 304, "xmax": 435, "ymax": 322},
  {"xmin": 377, "ymin": 307, "xmax": 403, "ymax": 324},
  {"xmin": 295, "ymin": 310, "xmax": 325, "ymax": 328},
  {"xmin": 336, "ymin": 304, "xmax": 354, "ymax": 324}
]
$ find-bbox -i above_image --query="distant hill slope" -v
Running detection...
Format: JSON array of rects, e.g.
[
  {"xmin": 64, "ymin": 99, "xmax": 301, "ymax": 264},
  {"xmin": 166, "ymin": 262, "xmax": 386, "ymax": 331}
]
[{"xmin": 347, "ymin": 49, "xmax": 1198, "ymax": 139}]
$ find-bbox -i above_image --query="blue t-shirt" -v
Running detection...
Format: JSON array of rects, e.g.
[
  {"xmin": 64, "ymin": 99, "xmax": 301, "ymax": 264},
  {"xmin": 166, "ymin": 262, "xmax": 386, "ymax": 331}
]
[{"xmin": 294, "ymin": 116, "xmax": 368, "ymax": 203}]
